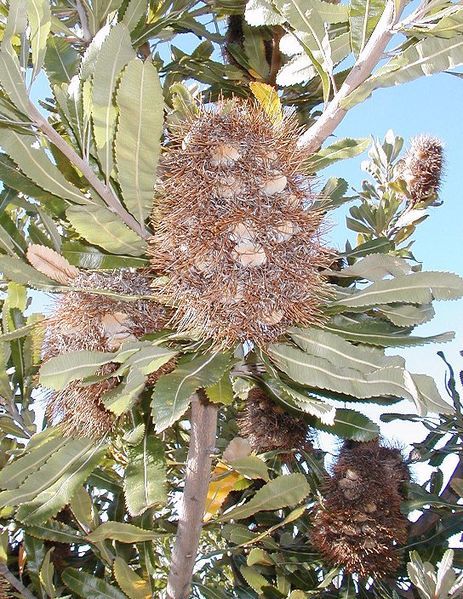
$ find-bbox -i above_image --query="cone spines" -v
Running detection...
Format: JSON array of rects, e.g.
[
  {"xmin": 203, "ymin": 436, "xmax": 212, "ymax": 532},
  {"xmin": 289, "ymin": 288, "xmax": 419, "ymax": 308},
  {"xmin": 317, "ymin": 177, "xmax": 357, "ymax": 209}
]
[
  {"xmin": 311, "ymin": 439, "xmax": 410, "ymax": 578},
  {"xmin": 42, "ymin": 270, "xmax": 171, "ymax": 438},
  {"xmin": 402, "ymin": 135, "xmax": 444, "ymax": 203},
  {"xmin": 237, "ymin": 388, "xmax": 309, "ymax": 453},
  {"xmin": 150, "ymin": 100, "xmax": 332, "ymax": 348}
]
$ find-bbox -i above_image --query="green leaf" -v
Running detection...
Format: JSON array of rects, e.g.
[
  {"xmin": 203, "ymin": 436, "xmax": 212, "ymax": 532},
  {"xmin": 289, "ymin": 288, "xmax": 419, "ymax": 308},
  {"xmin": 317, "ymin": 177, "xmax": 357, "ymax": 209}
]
[
  {"xmin": 205, "ymin": 372, "xmax": 234, "ymax": 405},
  {"xmin": 122, "ymin": 0, "xmax": 148, "ymax": 31},
  {"xmin": 313, "ymin": 407, "xmax": 379, "ymax": 441},
  {"xmin": 245, "ymin": 0, "xmax": 284, "ymax": 26},
  {"xmin": 349, "ymin": 0, "xmax": 385, "ymax": 56},
  {"xmin": 0, "ymin": 255, "xmax": 55, "ymax": 286},
  {"xmin": 151, "ymin": 352, "xmax": 231, "ymax": 433},
  {"xmin": 39, "ymin": 349, "xmax": 114, "ymax": 390},
  {"xmin": 0, "ymin": 129, "xmax": 89, "ymax": 205},
  {"xmin": 221, "ymin": 473, "xmax": 310, "ymax": 521},
  {"xmin": 62, "ymin": 241, "xmax": 148, "ymax": 269},
  {"xmin": 124, "ymin": 432, "xmax": 167, "ymax": 517},
  {"xmin": 243, "ymin": 24, "xmax": 270, "ymax": 79},
  {"xmin": 240, "ymin": 565, "xmax": 268, "ymax": 593},
  {"xmin": 66, "ymin": 204, "xmax": 146, "ymax": 256},
  {"xmin": 2, "ymin": 0, "xmax": 27, "ymax": 50},
  {"xmin": 0, "ymin": 48, "xmax": 31, "ymax": 116},
  {"xmin": 62, "ymin": 568, "xmax": 127, "ymax": 599},
  {"xmin": 91, "ymin": 23, "xmax": 135, "ymax": 178},
  {"xmin": 229, "ymin": 456, "xmax": 269, "ymax": 482},
  {"xmin": 26, "ymin": 520, "xmax": 84, "ymax": 544},
  {"xmin": 342, "ymin": 237, "xmax": 393, "ymax": 258},
  {"xmin": 334, "ymin": 253, "xmax": 412, "ymax": 282},
  {"xmin": 39, "ymin": 547, "xmax": 56, "ymax": 598},
  {"xmin": 113, "ymin": 556, "xmax": 151, "ymax": 599},
  {"xmin": 333, "ymin": 271, "xmax": 463, "ymax": 309},
  {"xmin": 378, "ymin": 303, "xmax": 435, "ymax": 327},
  {"xmin": 44, "ymin": 37, "xmax": 79, "ymax": 84},
  {"xmin": 115, "ymin": 58, "xmax": 163, "ymax": 225},
  {"xmin": 88, "ymin": 521, "xmax": 158, "ymax": 543},
  {"xmin": 26, "ymin": 0, "xmax": 51, "ymax": 81}
]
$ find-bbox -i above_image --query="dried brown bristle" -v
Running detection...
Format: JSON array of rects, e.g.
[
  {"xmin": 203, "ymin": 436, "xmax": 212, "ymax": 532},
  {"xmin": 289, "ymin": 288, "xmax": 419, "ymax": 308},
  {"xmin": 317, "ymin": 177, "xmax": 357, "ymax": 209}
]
[
  {"xmin": 237, "ymin": 387, "xmax": 310, "ymax": 454},
  {"xmin": 149, "ymin": 99, "xmax": 332, "ymax": 348},
  {"xmin": 311, "ymin": 439, "xmax": 410, "ymax": 578},
  {"xmin": 0, "ymin": 575, "xmax": 11, "ymax": 599},
  {"xmin": 42, "ymin": 269, "xmax": 172, "ymax": 439},
  {"xmin": 401, "ymin": 135, "xmax": 444, "ymax": 203}
]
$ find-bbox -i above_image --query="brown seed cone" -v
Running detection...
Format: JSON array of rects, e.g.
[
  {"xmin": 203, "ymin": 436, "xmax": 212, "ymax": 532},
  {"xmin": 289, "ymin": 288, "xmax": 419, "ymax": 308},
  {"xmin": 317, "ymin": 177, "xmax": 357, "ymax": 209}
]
[
  {"xmin": 149, "ymin": 99, "xmax": 333, "ymax": 348},
  {"xmin": 311, "ymin": 439, "xmax": 410, "ymax": 578},
  {"xmin": 237, "ymin": 388, "xmax": 310, "ymax": 454},
  {"xmin": 0, "ymin": 576, "xmax": 12, "ymax": 599},
  {"xmin": 42, "ymin": 269, "xmax": 172, "ymax": 439},
  {"xmin": 401, "ymin": 135, "xmax": 444, "ymax": 203}
]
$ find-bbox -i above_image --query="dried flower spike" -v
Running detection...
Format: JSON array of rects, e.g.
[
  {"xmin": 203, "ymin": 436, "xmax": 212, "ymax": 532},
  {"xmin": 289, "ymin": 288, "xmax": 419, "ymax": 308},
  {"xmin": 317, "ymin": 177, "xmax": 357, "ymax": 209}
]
[
  {"xmin": 42, "ymin": 269, "xmax": 171, "ymax": 439},
  {"xmin": 150, "ymin": 99, "xmax": 332, "ymax": 348},
  {"xmin": 311, "ymin": 439, "xmax": 410, "ymax": 578},
  {"xmin": 401, "ymin": 135, "xmax": 444, "ymax": 203},
  {"xmin": 237, "ymin": 388, "xmax": 310, "ymax": 454}
]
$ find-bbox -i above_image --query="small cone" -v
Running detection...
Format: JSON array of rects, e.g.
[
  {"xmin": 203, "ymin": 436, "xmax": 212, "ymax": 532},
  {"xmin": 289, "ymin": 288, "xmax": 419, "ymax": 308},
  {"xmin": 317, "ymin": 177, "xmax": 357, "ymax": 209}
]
[
  {"xmin": 237, "ymin": 388, "xmax": 310, "ymax": 454},
  {"xmin": 42, "ymin": 269, "xmax": 172, "ymax": 438},
  {"xmin": 401, "ymin": 135, "xmax": 444, "ymax": 203},
  {"xmin": 311, "ymin": 439, "xmax": 410, "ymax": 578}
]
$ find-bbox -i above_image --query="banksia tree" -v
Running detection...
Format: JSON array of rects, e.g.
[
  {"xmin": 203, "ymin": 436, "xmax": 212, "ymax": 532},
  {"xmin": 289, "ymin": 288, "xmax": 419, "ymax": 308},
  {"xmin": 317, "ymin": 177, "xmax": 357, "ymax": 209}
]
[{"xmin": 311, "ymin": 440, "xmax": 410, "ymax": 577}]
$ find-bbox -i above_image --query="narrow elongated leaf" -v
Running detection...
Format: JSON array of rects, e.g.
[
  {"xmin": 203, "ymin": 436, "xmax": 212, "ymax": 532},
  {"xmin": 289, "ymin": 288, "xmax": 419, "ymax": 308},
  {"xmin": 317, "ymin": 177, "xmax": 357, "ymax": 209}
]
[
  {"xmin": 87, "ymin": 521, "xmax": 158, "ymax": 543},
  {"xmin": 249, "ymin": 82, "xmax": 282, "ymax": 124},
  {"xmin": 349, "ymin": 0, "xmax": 385, "ymax": 56},
  {"xmin": 91, "ymin": 23, "xmax": 135, "ymax": 178},
  {"xmin": 113, "ymin": 557, "xmax": 151, "ymax": 599},
  {"xmin": 62, "ymin": 568, "xmax": 126, "ymax": 599},
  {"xmin": 229, "ymin": 457, "xmax": 269, "ymax": 482},
  {"xmin": 115, "ymin": 59, "xmax": 163, "ymax": 225},
  {"xmin": 304, "ymin": 137, "xmax": 369, "ymax": 172},
  {"xmin": 26, "ymin": 521, "xmax": 84, "ymax": 544},
  {"xmin": 62, "ymin": 241, "xmax": 148, "ymax": 269},
  {"xmin": 151, "ymin": 352, "xmax": 231, "ymax": 432},
  {"xmin": 39, "ymin": 350, "xmax": 114, "ymax": 390},
  {"xmin": 2, "ymin": 0, "xmax": 27, "ymax": 49},
  {"xmin": 124, "ymin": 433, "xmax": 167, "ymax": 516},
  {"xmin": 313, "ymin": 408, "xmax": 379, "ymax": 441},
  {"xmin": 240, "ymin": 566, "xmax": 268, "ymax": 593},
  {"xmin": 221, "ymin": 473, "xmax": 310, "ymax": 521},
  {"xmin": 0, "ymin": 255, "xmax": 55, "ymax": 286},
  {"xmin": 1, "ymin": 130, "xmax": 89, "ymax": 205},
  {"xmin": 378, "ymin": 303, "xmax": 435, "ymax": 327},
  {"xmin": 334, "ymin": 253, "xmax": 412, "ymax": 281},
  {"xmin": 122, "ymin": 0, "xmax": 148, "ymax": 31},
  {"xmin": 67, "ymin": 204, "xmax": 146, "ymax": 256},
  {"xmin": 26, "ymin": 0, "xmax": 51, "ymax": 80},
  {"xmin": 44, "ymin": 37, "xmax": 79, "ymax": 84},
  {"xmin": 0, "ymin": 48, "xmax": 31, "ymax": 116}
]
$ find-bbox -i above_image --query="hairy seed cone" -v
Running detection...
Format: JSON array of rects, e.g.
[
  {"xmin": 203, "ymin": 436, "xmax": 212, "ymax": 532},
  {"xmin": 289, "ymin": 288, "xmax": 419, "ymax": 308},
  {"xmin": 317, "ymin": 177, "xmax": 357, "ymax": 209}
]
[
  {"xmin": 0, "ymin": 576, "xmax": 11, "ymax": 599},
  {"xmin": 401, "ymin": 135, "xmax": 444, "ymax": 203},
  {"xmin": 238, "ymin": 388, "xmax": 310, "ymax": 454},
  {"xmin": 149, "ymin": 100, "xmax": 332, "ymax": 348},
  {"xmin": 311, "ymin": 439, "xmax": 410, "ymax": 578},
  {"xmin": 42, "ymin": 270, "xmax": 172, "ymax": 439}
]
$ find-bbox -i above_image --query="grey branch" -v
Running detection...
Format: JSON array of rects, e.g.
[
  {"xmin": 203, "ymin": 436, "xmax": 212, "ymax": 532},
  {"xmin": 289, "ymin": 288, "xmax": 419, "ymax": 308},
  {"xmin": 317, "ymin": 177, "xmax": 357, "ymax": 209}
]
[
  {"xmin": 297, "ymin": 0, "xmax": 405, "ymax": 154},
  {"xmin": 0, "ymin": 563, "xmax": 37, "ymax": 599},
  {"xmin": 166, "ymin": 392, "xmax": 218, "ymax": 599},
  {"xmin": 75, "ymin": 0, "xmax": 92, "ymax": 44}
]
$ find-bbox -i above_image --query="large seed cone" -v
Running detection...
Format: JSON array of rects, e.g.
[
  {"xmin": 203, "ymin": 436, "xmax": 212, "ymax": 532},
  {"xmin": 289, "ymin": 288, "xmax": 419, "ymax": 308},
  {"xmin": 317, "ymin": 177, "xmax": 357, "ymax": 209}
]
[
  {"xmin": 238, "ymin": 388, "xmax": 310, "ymax": 454},
  {"xmin": 149, "ymin": 100, "xmax": 332, "ymax": 348},
  {"xmin": 401, "ymin": 135, "xmax": 444, "ymax": 204},
  {"xmin": 311, "ymin": 439, "xmax": 410, "ymax": 578},
  {"xmin": 42, "ymin": 269, "xmax": 171, "ymax": 439}
]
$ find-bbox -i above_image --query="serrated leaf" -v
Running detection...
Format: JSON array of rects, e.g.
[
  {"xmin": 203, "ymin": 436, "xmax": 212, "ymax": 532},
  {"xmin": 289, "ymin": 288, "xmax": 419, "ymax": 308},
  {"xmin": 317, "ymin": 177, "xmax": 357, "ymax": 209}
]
[
  {"xmin": 62, "ymin": 241, "xmax": 148, "ymax": 269},
  {"xmin": 26, "ymin": 244, "xmax": 78, "ymax": 284},
  {"xmin": 0, "ymin": 254, "xmax": 55, "ymax": 286},
  {"xmin": 115, "ymin": 59, "xmax": 162, "ymax": 225},
  {"xmin": 244, "ymin": 24, "xmax": 270, "ymax": 79},
  {"xmin": 313, "ymin": 407, "xmax": 379, "ymax": 441},
  {"xmin": 67, "ymin": 204, "xmax": 146, "ymax": 256},
  {"xmin": 26, "ymin": 521, "xmax": 84, "ymax": 544},
  {"xmin": 333, "ymin": 271, "xmax": 463, "ymax": 308},
  {"xmin": 378, "ymin": 303, "xmax": 435, "ymax": 327},
  {"xmin": 124, "ymin": 433, "xmax": 166, "ymax": 517},
  {"xmin": 205, "ymin": 372, "xmax": 234, "ymax": 405},
  {"xmin": 250, "ymin": 81, "xmax": 282, "ymax": 125},
  {"xmin": 0, "ymin": 47, "xmax": 31, "ymax": 116},
  {"xmin": 245, "ymin": 0, "xmax": 284, "ymax": 26},
  {"xmin": 151, "ymin": 352, "xmax": 231, "ymax": 433},
  {"xmin": 91, "ymin": 23, "xmax": 135, "ymax": 178},
  {"xmin": 1, "ymin": 129, "xmax": 89, "ymax": 204},
  {"xmin": 334, "ymin": 253, "xmax": 412, "ymax": 281},
  {"xmin": 87, "ymin": 521, "xmax": 158, "ymax": 543},
  {"xmin": 122, "ymin": 0, "xmax": 148, "ymax": 30},
  {"xmin": 220, "ymin": 473, "xmax": 310, "ymax": 521},
  {"xmin": 349, "ymin": 0, "xmax": 385, "ymax": 56},
  {"xmin": 205, "ymin": 464, "xmax": 242, "ymax": 522},
  {"xmin": 26, "ymin": 0, "xmax": 51, "ymax": 81},
  {"xmin": 39, "ymin": 547, "xmax": 56, "ymax": 598},
  {"xmin": 240, "ymin": 565, "xmax": 268, "ymax": 593},
  {"xmin": 229, "ymin": 456, "xmax": 269, "ymax": 482},
  {"xmin": 39, "ymin": 350, "xmax": 114, "ymax": 390},
  {"xmin": 62, "ymin": 568, "xmax": 127, "ymax": 599},
  {"xmin": 2, "ymin": 0, "xmax": 27, "ymax": 50},
  {"xmin": 44, "ymin": 37, "xmax": 79, "ymax": 84},
  {"xmin": 113, "ymin": 557, "xmax": 151, "ymax": 599}
]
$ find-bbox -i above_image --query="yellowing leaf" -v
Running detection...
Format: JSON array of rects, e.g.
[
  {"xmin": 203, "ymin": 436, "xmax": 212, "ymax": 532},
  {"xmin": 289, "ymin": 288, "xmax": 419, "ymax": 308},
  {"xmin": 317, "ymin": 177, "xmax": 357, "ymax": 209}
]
[
  {"xmin": 249, "ymin": 81, "xmax": 283, "ymax": 125},
  {"xmin": 27, "ymin": 244, "xmax": 79, "ymax": 284},
  {"xmin": 204, "ymin": 464, "xmax": 242, "ymax": 522},
  {"xmin": 114, "ymin": 557, "xmax": 151, "ymax": 599}
]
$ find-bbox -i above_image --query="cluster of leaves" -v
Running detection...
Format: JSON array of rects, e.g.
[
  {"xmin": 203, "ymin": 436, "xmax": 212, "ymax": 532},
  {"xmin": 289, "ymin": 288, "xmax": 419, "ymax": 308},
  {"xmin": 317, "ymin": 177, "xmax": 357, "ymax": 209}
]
[{"xmin": 0, "ymin": 0, "xmax": 462, "ymax": 598}]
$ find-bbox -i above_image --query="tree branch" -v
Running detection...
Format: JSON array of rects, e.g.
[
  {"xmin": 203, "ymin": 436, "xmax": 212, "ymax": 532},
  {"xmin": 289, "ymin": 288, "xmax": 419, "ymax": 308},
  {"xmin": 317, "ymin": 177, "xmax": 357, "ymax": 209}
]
[
  {"xmin": 75, "ymin": 0, "xmax": 92, "ymax": 45},
  {"xmin": 167, "ymin": 392, "xmax": 218, "ymax": 599},
  {"xmin": 297, "ymin": 0, "xmax": 404, "ymax": 153},
  {"xmin": 28, "ymin": 105, "xmax": 150, "ymax": 240},
  {"xmin": 0, "ymin": 563, "xmax": 38, "ymax": 599}
]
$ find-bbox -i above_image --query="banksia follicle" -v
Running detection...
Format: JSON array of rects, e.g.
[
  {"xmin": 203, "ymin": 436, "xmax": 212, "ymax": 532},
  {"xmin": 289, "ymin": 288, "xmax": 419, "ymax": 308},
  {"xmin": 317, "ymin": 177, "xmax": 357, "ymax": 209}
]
[
  {"xmin": 42, "ymin": 269, "xmax": 171, "ymax": 439},
  {"xmin": 237, "ymin": 388, "xmax": 310, "ymax": 453},
  {"xmin": 311, "ymin": 439, "xmax": 410, "ymax": 578},
  {"xmin": 149, "ymin": 100, "xmax": 332, "ymax": 348},
  {"xmin": 401, "ymin": 135, "xmax": 444, "ymax": 203}
]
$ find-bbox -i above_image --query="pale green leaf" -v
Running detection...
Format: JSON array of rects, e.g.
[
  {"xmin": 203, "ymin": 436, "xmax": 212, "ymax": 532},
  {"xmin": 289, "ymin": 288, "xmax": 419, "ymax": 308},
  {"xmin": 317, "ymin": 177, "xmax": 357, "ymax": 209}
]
[
  {"xmin": 124, "ymin": 432, "xmax": 167, "ymax": 516},
  {"xmin": 151, "ymin": 352, "xmax": 231, "ymax": 433},
  {"xmin": 67, "ymin": 204, "xmax": 146, "ymax": 256},
  {"xmin": 62, "ymin": 568, "xmax": 126, "ymax": 599},
  {"xmin": 378, "ymin": 303, "xmax": 435, "ymax": 327},
  {"xmin": 102, "ymin": 368, "xmax": 146, "ymax": 416},
  {"xmin": 313, "ymin": 408, "xmax": 379, "ymax": 441},
  {"xmin": 245, "ymin": 0, "xmax": 284, "ymax": 26},
  {"xmin": 39, "ymin": 547, "xmax": 56, "ymax": 598},
  {"xmin": 229, "ymin": 456, "xmax": 269, "ymax": 482},
  {"xmin": 62, "ymin": 241, "xmax": 148, "ymax": 269},
  {"xmin": 87, "ymin": 521, "xmax": 159, "ymax": 543},
  {"xmin": 26, "ymin": 0, "xmax": 51, "ymax": 81},
  {"xmin": 122, "ymin": 0, "xmax": 148, "ymax": 32},
  {"xmin": 240, "ymin": 565, "xmax": 268, "ymax": 593},
  {"xmin": 2, "ymin": 0, "xmax": 27, "ymax": 50},
  {"xmin": 333, "ymin": 253, "xmax": 412, "ymax": 281},
  {"xmin": 0, "ymin": 48, "xmax": 30, "ymax": 116},
  {"xmin": 44, "ymin": 37, "xmax": 79, "ymax": 84},
  {"xmin": 91, "ymin": 23, "xmax": 135, "ymax": 178},
  {"xmin": 220, "ymin": 473, "xmax": 310, "ymax": 521},
  {"xmin": 26, "ymin": 521, "xmax": 84, "ymax": 544},
  {"xmin": 349, "ymin": 0, "xmax": 385, "ymax": 56},
  {"xmin": 303, "ymin": 137, "xmax": 370, "ymax": 172},
  {"xmin": 39, "ymin": 349, "xmax": 114, "ymax": 390},
  {"xmin": 115, "ymin": 59, "xmax": 163, "ymax": 225},
  {"xmin": 0, "ymin": 255, "xmax": 55, "ymax": 286},
  {"xmin": 205, "ymin": 372, "xmax": 234, "ymax": 405},
  {"xmin": 70, "ymin": 486, "xmax": 98, "ymax": 530},
  {"xmin": 113, "ymin": 557, "xmax": 151, "ymax": 599}
]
